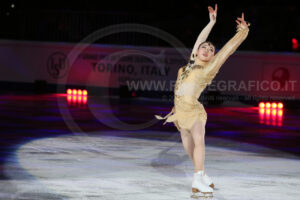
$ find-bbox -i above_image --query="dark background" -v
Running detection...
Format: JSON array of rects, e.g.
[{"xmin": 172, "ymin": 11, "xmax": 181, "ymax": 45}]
[{"xmin": 0, "ymin": 0, "xmax": 299, "ymax": 52}]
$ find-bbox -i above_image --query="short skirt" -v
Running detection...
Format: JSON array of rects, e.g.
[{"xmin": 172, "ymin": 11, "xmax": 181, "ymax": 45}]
[{"xmin": 154, "ymin": 95, "xmax": 207, "ymax": 132}]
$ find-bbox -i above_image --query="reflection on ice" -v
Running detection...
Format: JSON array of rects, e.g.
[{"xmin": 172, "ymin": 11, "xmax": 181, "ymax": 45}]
[{"xmin": 3, "ymin": 133, "xmax": 300, "ymax": 200}]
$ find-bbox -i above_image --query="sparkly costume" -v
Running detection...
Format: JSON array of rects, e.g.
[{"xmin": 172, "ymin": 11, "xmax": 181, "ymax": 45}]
[{"xmin": 155, "ymin": 23, "xmax": 250, "ymax": 132}]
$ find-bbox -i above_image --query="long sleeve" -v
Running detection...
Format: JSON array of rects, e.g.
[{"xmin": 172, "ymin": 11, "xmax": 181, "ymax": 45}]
[
  {"xmin": 191, "ymin": 21, "xmax": 216, "ymax": 56},
  {"xmin": 203, "ymin": 23, "xmax": 250, "ymax": 84}
]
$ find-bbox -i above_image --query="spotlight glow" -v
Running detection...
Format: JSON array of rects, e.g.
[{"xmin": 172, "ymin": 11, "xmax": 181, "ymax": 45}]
[
  {"xmin": 65, "ymin": 88, "xmax": 88, "ymax": 106},
  {"xmin": 72, "ymin": 89, "xmax": 77, "ymax": 95},
  {"xmin": 258, "ymin": 101, "xmax": 284, "ymax": 127},
  {"xmin": 259, "ymin": 102, "xmax": 265, "ymax": 108},
  {"xmin": 67, "ymin": 89, "xmax": 72, "ymax": 95}
]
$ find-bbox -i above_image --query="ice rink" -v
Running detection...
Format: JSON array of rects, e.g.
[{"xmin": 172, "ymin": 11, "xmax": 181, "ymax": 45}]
[{"xmin": 2, "ymin": 131, "xmax": 300, "ymax": 200}]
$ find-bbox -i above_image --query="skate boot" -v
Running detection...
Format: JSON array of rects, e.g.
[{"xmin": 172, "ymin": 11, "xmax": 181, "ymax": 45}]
[
  {"xmin": 203, "ymin": 172, "xmax": 215, "ymax": 189},
  {"xmin": 191, "ymin": 170, "xmax": 213, "ymax": 198}
]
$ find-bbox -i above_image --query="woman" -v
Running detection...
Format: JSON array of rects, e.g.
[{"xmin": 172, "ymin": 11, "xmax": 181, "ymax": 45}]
[{"xmin": 155, "ymin": 4, "xmax": 250, "ymax": 198}]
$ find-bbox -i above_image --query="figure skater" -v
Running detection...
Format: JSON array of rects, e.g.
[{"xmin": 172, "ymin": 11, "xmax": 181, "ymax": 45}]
[{"xmin": 155, "ymin": 4, "xmax": 250, "ymax": 198}]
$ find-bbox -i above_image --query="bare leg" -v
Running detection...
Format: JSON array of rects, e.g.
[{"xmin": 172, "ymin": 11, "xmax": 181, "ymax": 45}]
[
  {"xmin": 190, "ymin": 120, "xmax": 206, "ymax": 173},
  {"xmin": 180, "ymin": 128, "xmax": 195, "ymax": 165}
]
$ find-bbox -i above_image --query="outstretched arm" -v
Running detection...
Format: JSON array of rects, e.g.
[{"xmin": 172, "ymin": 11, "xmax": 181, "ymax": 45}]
[
  {"xmin": 204, "ymin": 13, "xmax": 250, "ymax": 82},
  {"xmin": 190, "ymin": 4, "xmax": 218, "ymax": 60}
]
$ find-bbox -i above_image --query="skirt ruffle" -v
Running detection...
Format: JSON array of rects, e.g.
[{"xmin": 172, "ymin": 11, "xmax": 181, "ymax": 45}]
[{"xmin": 154, "ymin": 95, "xmax": 207, "ymax": 132}]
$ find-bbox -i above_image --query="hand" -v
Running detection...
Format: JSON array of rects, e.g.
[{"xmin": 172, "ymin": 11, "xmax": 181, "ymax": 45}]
[
  {"xmin": 208, "ymin": 4, "xmax": 217, "ymax": 23},
  {"xmin": 235, "ymin": 12, "xmax": 250, "ymax": 28}
]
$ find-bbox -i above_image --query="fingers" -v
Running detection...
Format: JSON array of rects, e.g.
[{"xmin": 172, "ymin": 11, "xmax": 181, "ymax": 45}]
[
  {"xmin": 236, "ymin": 12, "xmax": 248, "ymax": 27},
  {"xmin": 208, "ymin": 4, "xmax": 218, "ymax": 13},
  {"xmin": 237, "ymin": 12, "xmax": 246, "ymax": 22},
  {"xmin": 236, "ymin": 17, "xmax": 243, "ymax": 22}
]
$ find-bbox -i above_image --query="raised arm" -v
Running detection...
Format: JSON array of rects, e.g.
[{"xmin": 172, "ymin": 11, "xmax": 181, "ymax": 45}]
[
  {"xmin": 204, "ymin": 13, "xmax": 250, "ymax": 82},
  {"xmin": 190, "ymin": 4, "xmax": 218, "ymax": 60}
]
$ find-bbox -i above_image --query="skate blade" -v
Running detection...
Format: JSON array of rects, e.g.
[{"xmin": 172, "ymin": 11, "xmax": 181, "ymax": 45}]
[
  {"xmin": 191, "ymin": 189, "xmax": 213, "ymax": 199},
  {"xmin": 192, "ymin": 188, "xmax": 213, "ymax": 194},
  {"xmin": 191, "ymin": 193, "xmax": 213, "ymax": 199}
]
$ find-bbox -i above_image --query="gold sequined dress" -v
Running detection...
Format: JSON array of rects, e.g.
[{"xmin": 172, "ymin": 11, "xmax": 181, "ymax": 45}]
[{"xmin": 155, "ymin": 23, "xmax": 250, "ymax": 132}]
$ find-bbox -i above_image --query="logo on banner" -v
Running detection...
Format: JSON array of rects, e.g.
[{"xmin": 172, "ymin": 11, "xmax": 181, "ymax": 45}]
[
  {"xmin": 272, "ymin": 67, "xmax": 289, "ymax": 89},
  {"xmin": 47, "ymin": 52, "xmax": 69, "ymax": 79}
]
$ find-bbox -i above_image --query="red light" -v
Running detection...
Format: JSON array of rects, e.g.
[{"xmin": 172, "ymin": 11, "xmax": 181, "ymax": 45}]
[
  {"xmin": 83, "ymin": 90, "xmax": 88, "ymax": 96},
  {"xmin": 292, "ymin": 38, "xmax": 298, "ymax": 50},
  {"xmin": 259, "ymin": 108, "xmax": 265, "ymax": 114},
  {"xmin": 259, "ymin": 102, "xmax": 265, "ymax": 108},
  {"xmin": 66, "ymin": 89, "xmax": 88, "ymax": 106},
  {"xmin": 67, "ymin": 89, "xmax": 72, "ymax": 95},
  {"xmin": 83, "ymin": 96, "xmax": 87, "ymax": 103},
  {"xmin": 258, "ymin": 101, "xmax": 284, "ymax": 127},
  {"xmin": 72, "ymin": 89, "xmax": 77, "ymax": 95}
]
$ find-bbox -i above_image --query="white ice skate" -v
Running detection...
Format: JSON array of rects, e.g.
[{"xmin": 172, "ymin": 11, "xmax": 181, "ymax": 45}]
[
  {"xmin": 203, "ymin": 172, "xmax": 215, "ymax": 189},
  {"xmin": 191, "ymin": 170, "xmax": 213, "ymax": 198}
]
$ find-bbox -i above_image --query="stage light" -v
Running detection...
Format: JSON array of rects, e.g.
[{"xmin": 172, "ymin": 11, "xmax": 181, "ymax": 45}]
[
  {"xmin": 265, "ymin": 108, "xmax": 271, "ymax": 124},
  {"xmin": 66, "ymin": 89, "xmax": 88, "ymax": 106},
  {"xmin": 83, "ymin": 90, "xmax": 88, "ymax": 96},
  {"xmin": 278, "ymin": 102, "xmax": 283, "ymax": 109},
  {"xmin": 67, "ymin": 89, "xmax": 72, "ymax": 95},
  {"xmin": 258, "ymin": 101, "xmax": 284, "ymax": 127},
  {"xmin": 278, "ymin": 109, "xmax": 283, "ymax": 116},
  {"xmin": 259, "ymin": 102, "xmax": 265, "ymax": 108},
  {"xmin": 83, "ymin": 96, "xmax": 87, "ymax": 103},
  {"xmin": 72, "ymin": 89, "xmax": 77, "ymax": 95},
  {"xmin": 259, "ymin": 108, "xmax": 265, "ymax": 114},
  {"xmin": 292, "ymin": 38, "xmax": 298, "ymax": 50}
]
